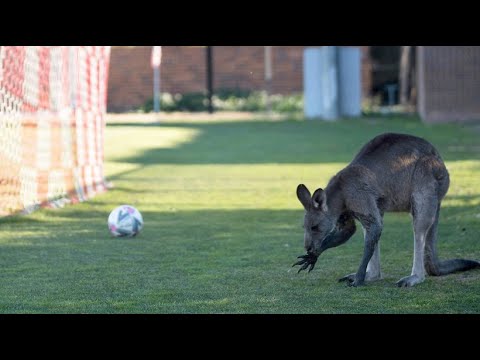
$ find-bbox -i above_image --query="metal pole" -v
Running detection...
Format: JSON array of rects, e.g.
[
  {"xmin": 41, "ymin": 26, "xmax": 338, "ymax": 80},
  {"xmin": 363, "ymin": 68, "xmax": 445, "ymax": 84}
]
[
  {"xmin": 206, "ymin": 46, "xmax": 213, "ymax": 113},
  {"xmin": 153, "ymin": 65, "xmax": 160, "ymax": 113},
  {"xmin": 264, "ymin": 46, "xmax": 272, "ymax": 114}
]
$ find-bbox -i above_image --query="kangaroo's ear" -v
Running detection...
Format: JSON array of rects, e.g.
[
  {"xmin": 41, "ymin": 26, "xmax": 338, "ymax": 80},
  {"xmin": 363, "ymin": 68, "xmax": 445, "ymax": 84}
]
[
  {"xmin": 312, "ymin": 188, "xmax": 328, "ymax": 212},
  {"xmin": 296, "ymin": 184, "xmax": 312, "ymax": 211}
]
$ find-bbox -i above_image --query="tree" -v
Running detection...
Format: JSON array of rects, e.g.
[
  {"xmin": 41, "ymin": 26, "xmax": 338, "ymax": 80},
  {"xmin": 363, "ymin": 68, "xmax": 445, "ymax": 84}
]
[{"xmin": 399, "ymin": 46, "xmax": 412, "ymax": 107}]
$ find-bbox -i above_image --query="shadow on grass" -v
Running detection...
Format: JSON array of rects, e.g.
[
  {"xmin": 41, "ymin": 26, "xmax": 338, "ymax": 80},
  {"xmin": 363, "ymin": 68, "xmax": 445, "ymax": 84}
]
[
  {"xmin": 1, "ymin": 202, "xmax": 479, "ymax": 313},
  {"xmin": 0, "ymin": 215, "xmax": 47, "ymax": 225},
  {"xmin": 107, "ymin": 116, "xmax": 480, "ymax": 165}
]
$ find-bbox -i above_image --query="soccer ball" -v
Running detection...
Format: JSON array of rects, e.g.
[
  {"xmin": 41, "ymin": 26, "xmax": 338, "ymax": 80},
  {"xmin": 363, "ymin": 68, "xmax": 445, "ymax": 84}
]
[{"xmin": 107, "ymin": 205, "xmax": 144, "ymax": 237}]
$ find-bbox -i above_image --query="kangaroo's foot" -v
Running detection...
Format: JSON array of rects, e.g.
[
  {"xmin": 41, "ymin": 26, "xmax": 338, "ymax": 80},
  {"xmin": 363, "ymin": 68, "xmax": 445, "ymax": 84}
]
[
  {"xmin": 338, "ymin": 271, "xmax": 382, "ymax": 285},
  {"xmin": 338, "ymin": 273, "xmax": 367, "ymax": 287},
  {"xmin": 396, "ymin": 274, "xmax": 425, "ymax": 287}
]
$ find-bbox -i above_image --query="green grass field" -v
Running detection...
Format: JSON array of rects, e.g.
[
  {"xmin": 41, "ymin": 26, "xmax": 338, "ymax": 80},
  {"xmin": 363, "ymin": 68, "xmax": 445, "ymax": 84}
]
[{"xmin": 1, "ymin": 114, "xmax": 479, "ymax": 313}]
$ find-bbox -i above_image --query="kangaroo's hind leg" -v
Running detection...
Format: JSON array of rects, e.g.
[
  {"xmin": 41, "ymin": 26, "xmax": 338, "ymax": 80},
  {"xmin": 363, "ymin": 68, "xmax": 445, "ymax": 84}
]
[
  {"xmin": 396, "ymin": 194, "xmax": 439, "ymax": 287},
  {"xmin": 397, "ymin": 157, "xmax": 443, "ymax": 287}
]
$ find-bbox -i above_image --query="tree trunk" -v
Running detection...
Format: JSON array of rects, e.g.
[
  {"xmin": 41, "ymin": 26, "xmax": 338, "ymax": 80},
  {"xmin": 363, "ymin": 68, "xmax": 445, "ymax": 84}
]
[
  {"xmin": 409, "ymin": 47, "xmax": 417, "ymax": 109},
  {"xmin": 399, "ymin": 46, "xmax": 412, "ymax": 106}
]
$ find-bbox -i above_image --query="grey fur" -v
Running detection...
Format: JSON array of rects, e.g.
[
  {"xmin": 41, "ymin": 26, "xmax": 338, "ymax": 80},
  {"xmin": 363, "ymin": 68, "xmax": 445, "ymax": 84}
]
[{"xmin": 294, "ymin": 133, "xmax": 480, "ymax": 287}]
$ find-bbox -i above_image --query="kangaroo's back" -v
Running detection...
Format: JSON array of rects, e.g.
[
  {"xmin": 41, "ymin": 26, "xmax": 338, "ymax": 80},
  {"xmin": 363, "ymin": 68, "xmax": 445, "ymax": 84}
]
[
  {"xmin": 347, "ymin": 133, "xmax": 449, "ymax": 212},
  {"xmin": 351, "ymin": 133, "xmax": 441, "ymax": 165}
]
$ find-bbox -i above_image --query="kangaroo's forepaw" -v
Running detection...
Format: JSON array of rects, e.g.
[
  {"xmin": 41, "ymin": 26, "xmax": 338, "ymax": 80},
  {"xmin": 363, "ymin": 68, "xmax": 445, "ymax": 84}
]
[
  {"xmin": 292, "ymin": 253, "xmax": 318, "ymax": 273},
  {"xmin": 396, "ymin": 275, "xmax": 425, "ymax": 287}
]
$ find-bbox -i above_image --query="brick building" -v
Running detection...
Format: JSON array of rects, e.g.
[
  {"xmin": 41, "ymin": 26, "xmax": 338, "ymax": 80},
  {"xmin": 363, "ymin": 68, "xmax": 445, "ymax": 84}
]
[{"xmin": 107, "ymin": 46, "xmax": 372, "ymax": 112}]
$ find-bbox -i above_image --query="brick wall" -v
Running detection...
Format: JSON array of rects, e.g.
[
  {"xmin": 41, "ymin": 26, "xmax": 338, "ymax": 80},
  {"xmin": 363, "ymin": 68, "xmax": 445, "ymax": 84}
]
[
  {"xmin": 107, "ymin": 46, "xmax": 372, "ymax": 112},
  {"xmin": 417, "ymin": 46, "xmax": 480, "ymax": 123}
]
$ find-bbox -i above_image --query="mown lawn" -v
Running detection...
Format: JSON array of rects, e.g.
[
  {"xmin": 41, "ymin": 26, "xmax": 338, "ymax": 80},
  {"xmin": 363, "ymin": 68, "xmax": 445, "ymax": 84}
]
[{"xmin": 1, "ymin": 114, "xmax": 479, "ymax": 313}]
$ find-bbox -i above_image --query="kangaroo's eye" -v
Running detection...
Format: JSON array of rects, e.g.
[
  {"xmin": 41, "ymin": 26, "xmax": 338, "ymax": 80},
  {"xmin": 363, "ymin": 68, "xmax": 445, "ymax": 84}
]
[{"xmin": 311, "ymin": 225, "xmax": 319, "ymax": 232}]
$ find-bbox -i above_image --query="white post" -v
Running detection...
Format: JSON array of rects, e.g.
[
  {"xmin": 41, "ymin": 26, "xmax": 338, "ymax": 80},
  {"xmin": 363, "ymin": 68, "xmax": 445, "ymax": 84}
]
[
  {"xmin": 153, "ymin": 66, "xmax": 160, "ymax": 113},
  {"xmin": 303, "ymin": 46, "xmax": 339, "ymax": 120},
  {"xmin": 151, "ymin": 46, "xmax": 162, "ymax": 113}
]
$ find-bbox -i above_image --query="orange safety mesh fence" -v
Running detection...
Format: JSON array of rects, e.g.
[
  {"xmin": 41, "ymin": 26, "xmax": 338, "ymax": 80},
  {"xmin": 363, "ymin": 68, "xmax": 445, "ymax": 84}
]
[{"xmin": 0, "ymin": 46, "xmax": 111, "ymax": 216}]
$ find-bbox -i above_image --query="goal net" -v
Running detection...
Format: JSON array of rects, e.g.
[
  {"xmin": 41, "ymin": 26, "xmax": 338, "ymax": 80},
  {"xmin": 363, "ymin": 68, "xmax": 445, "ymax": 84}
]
[{"xmin": 0, "ymin": 46, "xmax": 111, "ymax": 216}]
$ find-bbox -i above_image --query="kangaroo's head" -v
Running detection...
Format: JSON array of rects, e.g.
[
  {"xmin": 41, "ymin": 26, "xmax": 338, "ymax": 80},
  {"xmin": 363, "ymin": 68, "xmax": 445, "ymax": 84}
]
[{"xmin": 296, "ymin": 184, "xmax": 337, "ymax": 256}]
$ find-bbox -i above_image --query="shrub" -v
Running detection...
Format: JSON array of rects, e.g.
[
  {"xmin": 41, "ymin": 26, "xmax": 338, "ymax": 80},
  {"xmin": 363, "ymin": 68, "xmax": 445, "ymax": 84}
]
[
  {"xmin": 215, "ymin": 88, "xmax": 252, "ymax": 100},
  {"xmin": 138, "ymin": 89, "xmax": 304, "ymax": 113},
  {"xmin": 138, "ymin": 93, "xmax": 178, "ymax": 113},
  {"xmin": 175, "ymin": 92, "xmax": 208, "ymax": 112}
]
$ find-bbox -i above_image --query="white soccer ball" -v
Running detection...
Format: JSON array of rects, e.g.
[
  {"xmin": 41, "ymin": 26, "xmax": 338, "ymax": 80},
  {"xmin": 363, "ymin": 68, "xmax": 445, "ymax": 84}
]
[{"xmin": 107, "ymin": 205, "xmax": 144, "ymax": 237}]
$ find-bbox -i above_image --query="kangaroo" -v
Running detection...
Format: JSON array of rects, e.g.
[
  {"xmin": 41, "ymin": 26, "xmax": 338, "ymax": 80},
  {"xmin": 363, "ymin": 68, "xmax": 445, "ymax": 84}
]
[{"xmin": 293, "ymin": 133, "xmax": 480, "ymax": 287}]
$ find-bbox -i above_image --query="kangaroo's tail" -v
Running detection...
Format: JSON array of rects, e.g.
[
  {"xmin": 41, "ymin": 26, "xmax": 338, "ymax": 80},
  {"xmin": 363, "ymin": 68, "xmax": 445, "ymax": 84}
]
[
  {"xmin": 421, "ymin": 197, "xmax": 480, "ymax": 276},
  {"xmin": 425, "ymin": 257, "xmax": 480, "ymax": 276},
  {"xmin": 425, "ymin": 238, "xmax": 480, "ymax": 276}
]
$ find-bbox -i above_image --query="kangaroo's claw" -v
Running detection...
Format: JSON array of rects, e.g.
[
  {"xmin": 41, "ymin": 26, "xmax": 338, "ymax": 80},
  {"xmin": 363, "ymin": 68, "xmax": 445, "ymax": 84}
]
[
  {"xmin": 298, "ymin": 262, "xmax": 310, "ymax": 273},
  {"xmin": 292, "ymin": 253, "xmax": 318, "ymax": 273},
  {"xmin": 292, "ymin": 259, "xmax": 308, "ymax": 267}
]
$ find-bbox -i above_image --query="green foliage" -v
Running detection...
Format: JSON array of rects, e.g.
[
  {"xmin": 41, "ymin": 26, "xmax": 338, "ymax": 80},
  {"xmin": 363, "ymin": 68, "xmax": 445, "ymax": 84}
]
[
  {"xmin": 215, "ymin": 88, "xmax": 252, "ymax": 100},
  {"xmin": 138, "ymin": 89, "xmax": 304, "ymax": 113},
  {"xmin": 271, "ymin": 93, "xmax": 304, "ymax": 113},
  {"xmin": 140, "ymin": 92, "xmax": 207, "ymax": 112}
]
